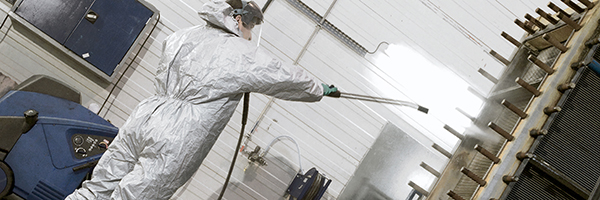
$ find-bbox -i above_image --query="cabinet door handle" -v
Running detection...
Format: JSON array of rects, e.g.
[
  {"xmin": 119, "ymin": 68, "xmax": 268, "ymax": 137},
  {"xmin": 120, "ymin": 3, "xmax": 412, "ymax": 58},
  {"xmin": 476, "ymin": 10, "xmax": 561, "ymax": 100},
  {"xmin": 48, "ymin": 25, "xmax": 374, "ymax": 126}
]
[{"xmin": 85, "ymin": 10, "xmax": 98, "ymax": 24}]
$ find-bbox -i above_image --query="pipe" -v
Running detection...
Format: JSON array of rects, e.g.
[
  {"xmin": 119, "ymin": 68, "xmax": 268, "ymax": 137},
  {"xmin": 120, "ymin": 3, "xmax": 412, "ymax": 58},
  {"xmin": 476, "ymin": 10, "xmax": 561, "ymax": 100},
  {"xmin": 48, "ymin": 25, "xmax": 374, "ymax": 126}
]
[
  {"xmin": 536, "ymin": 8, "xmax": 559, "ymax": 24},
  {"xmin": 558, "ymin": 83, "xmax": 576, "ymax": 92},
  {"xmin": 432, "ymin": 143, "xmax": 452, "ymax": 158},
  {"xmin": 501, "ymin": 99, "xmax": 528, "ymax": 118},
  {"xmin": 529, "ymin": 128, "xmax": 548, "ymax": 137},
  {"xmin": 408, "ymin": 181, "xmax": 430, "ymax": 197},
  {"xmin": 514, "ymin": 19, "xmax": 536, "ymax": 34},
  {"xmin": 490, "ymin": 50, "xmax": 511, "ymax": 65},
  {"xmin": 528, "ymin": 55, "xmax": 555, "ymax": 74},
  {"xmin": 474, "ymin": 144, "xmax": 501, "ymax": 164},
  {"xmin": 243, "ymin": 97, "xmax": 275, "ymax": 150},
  {"xmin": 262, "ymin": 0, "xmax": 274, "ymax": 13},
  {"xmin": 294, "ymin": 0, "xmax": 338, "ymax": 64},
  {"xmin": 516, "ymin": 77, "xmax": 542, "ymax": 96},
  {"xmin": 420, "ymin": 162, "xmax": 441, "ymax": 177},
  {"xmin": 549, "ymin": 2, "xmax": 571, "ymax": 18},
  {"xmin": 544, "ymin": 106, "xmax": 562, "ymax": 115},
  {"xmin": 516, "ymin": 152, "xmax": 533, "ymax": 160},
  {"xmin": 578, "ymin": 0, "xmax": 594, "ymax": 8},
  {"xmin": 543, "ymin": 34, "xmax": 568, "ymax": 52},
  {"xmin": 461, "ymin": 167, "xmax": 487, "ymax": 186},
  {"xmin": 327, "ymin": 91, "xmax": 429, "ymax": 113},
  {"xmin": 488, "ymin": 122, "xmax": 515, "ymax": 141},
  {"xmin": 502, "ymin": 175, "xmax": 519, "ymax": 183},
  {"xmin": 558, "ymin": 12, "xmax": 582, "ymax": 31},
  {"xmin": 562, "ymin": 0, "xmax": 585, "ymax": 13},
  {"xmin": 444, "ymin": 124, "xmax": 465, "ymax": 140},
  {"xmin": 447, "ymin": 190, "xmax": 465, "ymax": 200},
  {"xmin": 525, "ymin": 13, "xmax": 547, "ymax": 29},
  {"xmin": 478, "ymin": 68, "xmax": 499, "ymax": 84},
  {"xmin": 261, "ymin": 135, "xmax": 304, "ymax": 173},
  {"xmin": 501, "ymin": 31, "xmax": 522, "ymax": 47}
]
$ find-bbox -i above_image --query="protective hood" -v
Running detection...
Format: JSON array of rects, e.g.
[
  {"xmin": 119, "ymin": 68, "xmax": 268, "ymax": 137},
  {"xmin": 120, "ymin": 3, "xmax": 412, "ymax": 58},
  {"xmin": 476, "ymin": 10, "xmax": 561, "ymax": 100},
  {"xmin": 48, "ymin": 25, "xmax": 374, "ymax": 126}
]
[{"xmin": 198, "ymin": 0, "xmax": 241, "ymax": 37}]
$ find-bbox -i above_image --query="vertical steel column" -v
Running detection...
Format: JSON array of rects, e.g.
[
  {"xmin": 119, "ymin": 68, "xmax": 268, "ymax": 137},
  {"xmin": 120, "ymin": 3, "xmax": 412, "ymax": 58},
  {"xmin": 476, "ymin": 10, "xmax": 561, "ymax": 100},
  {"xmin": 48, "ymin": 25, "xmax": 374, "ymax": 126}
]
[
  {"xmin": 516, "ymin": 77, "xmax": 542, "ymax": 96},
  {"xmin": 488, "ymin": 122, "xmax": 515, "ymax": 140}
]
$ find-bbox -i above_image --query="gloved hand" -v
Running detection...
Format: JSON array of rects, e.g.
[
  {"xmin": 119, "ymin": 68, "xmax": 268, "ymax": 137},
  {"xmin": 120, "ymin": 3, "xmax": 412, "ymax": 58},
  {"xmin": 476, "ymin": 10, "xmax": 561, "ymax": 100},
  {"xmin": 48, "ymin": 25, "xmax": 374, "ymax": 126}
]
[{"xmin": 322, "ymin": 83, "xmax": 338, "ymax": 96}]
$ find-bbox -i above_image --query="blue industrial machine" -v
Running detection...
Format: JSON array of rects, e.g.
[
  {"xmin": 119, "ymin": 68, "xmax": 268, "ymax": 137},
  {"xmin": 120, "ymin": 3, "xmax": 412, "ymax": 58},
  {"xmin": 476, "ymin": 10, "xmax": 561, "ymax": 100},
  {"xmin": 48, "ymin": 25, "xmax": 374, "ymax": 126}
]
[
  {"xmin": 9, "ymin": 0, "xmax": 159, "ymax": 80},
  {"xmin": 0, "ymin": 75, "xmax": 118, "ymax": 199},
  {"xmin": 286, "ymin": 167, "xmax": 331, "ymax": 200}
]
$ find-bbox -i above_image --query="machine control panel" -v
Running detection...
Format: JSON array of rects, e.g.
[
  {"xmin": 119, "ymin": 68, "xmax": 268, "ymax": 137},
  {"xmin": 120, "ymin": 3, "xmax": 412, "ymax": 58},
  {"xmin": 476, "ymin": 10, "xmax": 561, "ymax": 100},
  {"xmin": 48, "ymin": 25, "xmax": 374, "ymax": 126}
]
[{"xmin": 71, "ymin": 134, "xmax": 113, "ymax": 159}]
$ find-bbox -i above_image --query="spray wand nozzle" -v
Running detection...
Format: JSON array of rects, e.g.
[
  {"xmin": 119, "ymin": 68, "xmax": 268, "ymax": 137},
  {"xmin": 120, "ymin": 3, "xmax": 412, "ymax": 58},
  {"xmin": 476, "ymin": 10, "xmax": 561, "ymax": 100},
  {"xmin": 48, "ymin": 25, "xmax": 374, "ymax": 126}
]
[{"xmin": 326, "ymin": 85, "xmax": 429, "ymax": 114}]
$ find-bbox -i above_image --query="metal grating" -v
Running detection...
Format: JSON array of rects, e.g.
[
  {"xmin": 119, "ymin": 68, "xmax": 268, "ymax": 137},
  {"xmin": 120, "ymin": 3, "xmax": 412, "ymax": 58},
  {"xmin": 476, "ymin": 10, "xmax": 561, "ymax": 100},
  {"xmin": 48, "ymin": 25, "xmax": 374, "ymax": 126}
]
[
  {"xmin": 522, "ymin": 48, "xmax": 561, "ymax": 83},
  {"xmin": 453, "ymin": 140, "xmax": 505, "ymax": 199},
  {"xmin": 506, "ymin": 165, "xmax": 579, "ymax": 199},
  {"xmin": 594, "ymin": 46, "xmax": 600, "ymax": 61},
  {"xmin": 533, "ymin": 68, "xmax": 600, "ymax": 191},
  {"xmin": 286, "ymin": 0, "xmax": 368, "ymax": 56},
  {"xmin": 451, "ymin": 46, "xmax": 562, "ymax": 199}
]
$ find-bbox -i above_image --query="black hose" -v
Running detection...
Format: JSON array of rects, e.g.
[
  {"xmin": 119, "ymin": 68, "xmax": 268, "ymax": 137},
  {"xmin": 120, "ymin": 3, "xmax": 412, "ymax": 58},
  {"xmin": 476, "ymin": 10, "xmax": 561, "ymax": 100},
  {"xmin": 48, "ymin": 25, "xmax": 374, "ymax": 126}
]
[{"xmin": 218, "ymin": 92, "xmax": 250, "ymax": 200}]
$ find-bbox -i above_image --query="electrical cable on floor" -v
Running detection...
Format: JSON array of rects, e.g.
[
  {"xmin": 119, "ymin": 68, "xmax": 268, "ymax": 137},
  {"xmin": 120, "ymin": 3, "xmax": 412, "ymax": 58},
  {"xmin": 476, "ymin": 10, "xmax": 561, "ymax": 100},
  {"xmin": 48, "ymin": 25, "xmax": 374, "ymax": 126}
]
[{"xmin": 97, "ymin": 14, "xmax": 160, "ymax": 116}]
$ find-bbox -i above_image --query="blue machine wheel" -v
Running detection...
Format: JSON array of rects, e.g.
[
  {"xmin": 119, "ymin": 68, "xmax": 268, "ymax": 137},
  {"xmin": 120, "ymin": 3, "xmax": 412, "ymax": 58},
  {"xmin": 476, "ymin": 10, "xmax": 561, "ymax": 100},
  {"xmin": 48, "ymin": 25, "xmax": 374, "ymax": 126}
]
[{"xmin": 0, "ymin": 160, "xmax": 14, "ymax": 198}]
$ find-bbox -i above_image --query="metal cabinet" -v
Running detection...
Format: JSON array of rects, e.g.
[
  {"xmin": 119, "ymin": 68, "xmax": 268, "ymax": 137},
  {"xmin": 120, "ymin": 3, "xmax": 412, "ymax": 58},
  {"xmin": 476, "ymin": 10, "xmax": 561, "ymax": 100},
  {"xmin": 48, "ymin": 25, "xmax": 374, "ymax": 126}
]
[{"xmin": 11, "ymin": 0, "xmax": 158, "ymax": 80}]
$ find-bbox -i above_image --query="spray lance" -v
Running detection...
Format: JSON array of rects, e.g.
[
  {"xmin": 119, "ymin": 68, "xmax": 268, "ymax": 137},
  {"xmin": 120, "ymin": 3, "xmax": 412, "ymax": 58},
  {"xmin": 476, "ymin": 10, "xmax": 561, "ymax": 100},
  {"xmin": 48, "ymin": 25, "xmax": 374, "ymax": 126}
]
[{"xmin": 325, "ymin": 85, "xmax": 429, "ymax": 114}]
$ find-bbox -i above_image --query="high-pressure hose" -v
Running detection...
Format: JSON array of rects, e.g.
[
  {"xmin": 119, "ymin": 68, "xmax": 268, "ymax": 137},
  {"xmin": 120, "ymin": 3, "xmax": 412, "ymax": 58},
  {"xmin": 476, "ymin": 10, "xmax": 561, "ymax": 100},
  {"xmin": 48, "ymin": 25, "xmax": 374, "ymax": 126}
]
[{"xmin": 218, "ymin": 92, "xmax": 250, "ymax": 200}]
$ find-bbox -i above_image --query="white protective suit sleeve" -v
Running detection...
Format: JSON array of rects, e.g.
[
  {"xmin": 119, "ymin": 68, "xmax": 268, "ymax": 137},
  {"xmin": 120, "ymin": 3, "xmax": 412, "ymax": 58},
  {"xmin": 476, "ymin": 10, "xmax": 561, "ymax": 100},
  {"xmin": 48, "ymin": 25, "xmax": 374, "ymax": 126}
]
[{"xmin": 65, "ymin": 0, "xmax": 324, "ymax": 199}]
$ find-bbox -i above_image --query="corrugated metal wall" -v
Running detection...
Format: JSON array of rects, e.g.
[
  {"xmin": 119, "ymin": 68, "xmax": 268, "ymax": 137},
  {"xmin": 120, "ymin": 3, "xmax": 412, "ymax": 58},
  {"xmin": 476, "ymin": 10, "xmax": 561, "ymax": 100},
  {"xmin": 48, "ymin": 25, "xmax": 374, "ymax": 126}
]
[{"xmin": 0, "ymin": 0, "xmax": 573, "ymax": 199}]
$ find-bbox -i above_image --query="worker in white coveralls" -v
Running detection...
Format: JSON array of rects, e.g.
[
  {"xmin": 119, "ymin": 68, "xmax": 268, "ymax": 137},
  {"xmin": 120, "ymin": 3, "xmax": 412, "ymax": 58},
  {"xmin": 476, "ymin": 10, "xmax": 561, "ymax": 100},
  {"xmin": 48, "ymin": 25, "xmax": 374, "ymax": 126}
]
[{"xmin": 66, "ymin": 0, "xmax": 337, "ymax": 199}]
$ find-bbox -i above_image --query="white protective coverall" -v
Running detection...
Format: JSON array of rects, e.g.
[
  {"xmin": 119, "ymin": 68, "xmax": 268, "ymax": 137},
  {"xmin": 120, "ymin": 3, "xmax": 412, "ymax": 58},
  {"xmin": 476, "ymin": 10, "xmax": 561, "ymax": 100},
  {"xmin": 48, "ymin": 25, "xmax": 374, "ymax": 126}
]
[{"xmin": 66, "ymin": 0, "xmax": 323, "ymax": 199}]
